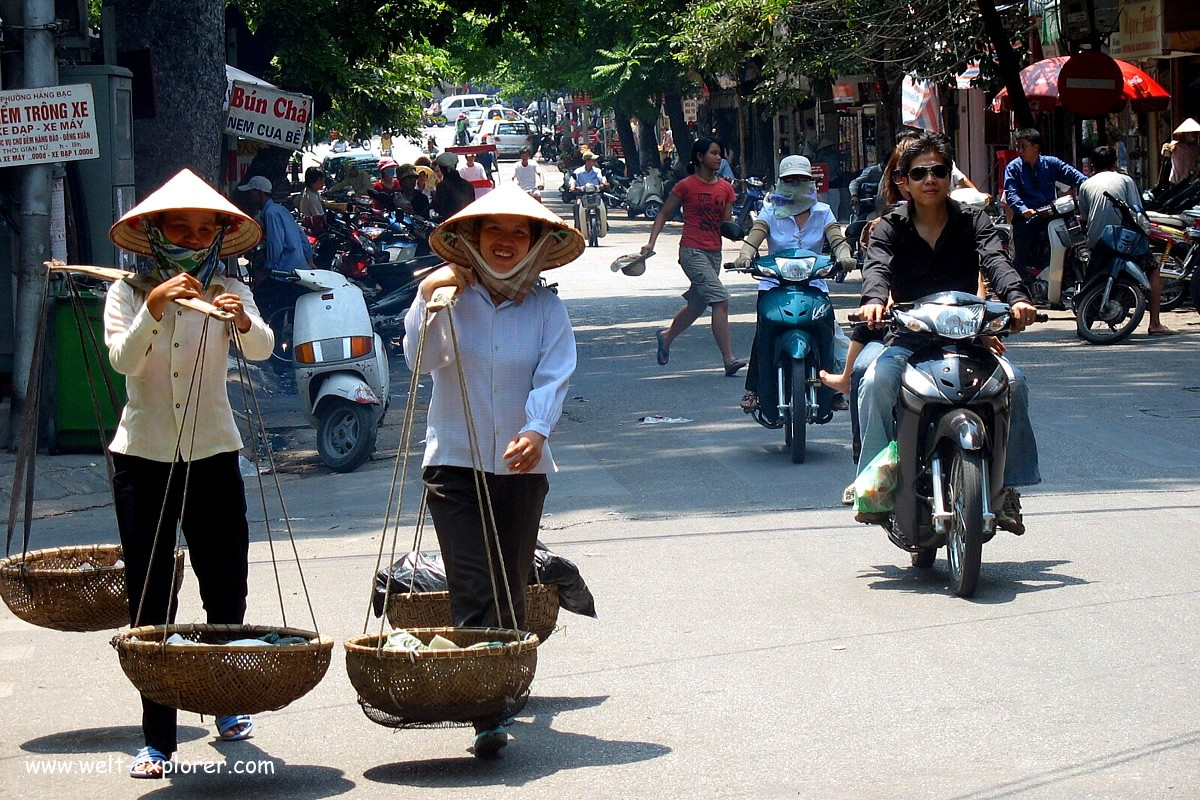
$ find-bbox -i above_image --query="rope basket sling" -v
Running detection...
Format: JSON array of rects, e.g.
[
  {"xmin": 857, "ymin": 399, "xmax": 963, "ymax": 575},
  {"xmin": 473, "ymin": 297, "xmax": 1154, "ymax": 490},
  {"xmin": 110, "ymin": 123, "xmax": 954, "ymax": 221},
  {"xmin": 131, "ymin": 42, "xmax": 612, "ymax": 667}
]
[
  {"xmin": 1, "ymin": 271, "xmax": 186, "ymax": 632},
  {"xmin": 99, "ymin": 270, "xmax": 331, "ymax": 715},
  {"xmin": 345, "ymin": 286, "xmax": 541, "ymax": 728}
]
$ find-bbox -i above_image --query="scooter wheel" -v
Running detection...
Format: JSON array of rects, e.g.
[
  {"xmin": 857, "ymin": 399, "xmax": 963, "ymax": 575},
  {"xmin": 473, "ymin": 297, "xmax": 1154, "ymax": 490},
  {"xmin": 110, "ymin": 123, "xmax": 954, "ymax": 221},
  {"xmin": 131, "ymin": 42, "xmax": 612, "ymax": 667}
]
[
  {"xmin": 1075, "ymin": 278, "xmax": 1146, "ymax": 345},
  {"xmin": 317, "ymin": 399, "xmax": 377, "ymax": 473}
]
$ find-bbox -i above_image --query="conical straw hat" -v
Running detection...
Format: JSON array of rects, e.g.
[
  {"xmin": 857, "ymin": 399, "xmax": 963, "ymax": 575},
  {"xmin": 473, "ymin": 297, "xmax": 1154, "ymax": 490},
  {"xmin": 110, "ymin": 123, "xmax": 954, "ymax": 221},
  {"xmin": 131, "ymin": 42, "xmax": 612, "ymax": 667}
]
[
  {"xmin": 1174, "ymin": 118, "xmax": 1200, "ymax": 136},
  {"xmin": 109, "ymin": 168, "xmax": 262, "ymax": 258},
  {"xmin": 430, "ymin": 185, "xmax": 585, "ymax": 271}
]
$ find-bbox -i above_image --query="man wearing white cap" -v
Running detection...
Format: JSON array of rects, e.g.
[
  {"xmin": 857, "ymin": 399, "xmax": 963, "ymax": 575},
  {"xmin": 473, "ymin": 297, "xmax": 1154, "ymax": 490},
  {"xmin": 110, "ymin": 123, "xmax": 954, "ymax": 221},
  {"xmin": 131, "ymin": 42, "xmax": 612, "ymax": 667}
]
[
  {"xmin": 1167, "ymin": 118, "xmax": 1200, "ymax": 185},
  {"xmin": 238, "ymin": 175, "xmax": 314, "ymax": 273}
]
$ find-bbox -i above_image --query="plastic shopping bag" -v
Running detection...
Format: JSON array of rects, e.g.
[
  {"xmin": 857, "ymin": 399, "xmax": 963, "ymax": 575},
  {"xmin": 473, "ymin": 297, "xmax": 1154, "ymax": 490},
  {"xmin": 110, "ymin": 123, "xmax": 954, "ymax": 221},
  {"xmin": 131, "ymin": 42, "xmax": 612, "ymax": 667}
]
[{"xmin": 853, "ymin": 441, "xmax": 900, "ymax": 514}]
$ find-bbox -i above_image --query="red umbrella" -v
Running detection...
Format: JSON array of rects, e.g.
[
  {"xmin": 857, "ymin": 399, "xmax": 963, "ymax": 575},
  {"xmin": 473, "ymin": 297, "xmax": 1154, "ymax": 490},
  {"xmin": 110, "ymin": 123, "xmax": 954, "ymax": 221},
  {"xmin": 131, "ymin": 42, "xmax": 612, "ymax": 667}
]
[{"xmin": 992, "ymin": 56, "xmax": 1170, "ymax": 114}]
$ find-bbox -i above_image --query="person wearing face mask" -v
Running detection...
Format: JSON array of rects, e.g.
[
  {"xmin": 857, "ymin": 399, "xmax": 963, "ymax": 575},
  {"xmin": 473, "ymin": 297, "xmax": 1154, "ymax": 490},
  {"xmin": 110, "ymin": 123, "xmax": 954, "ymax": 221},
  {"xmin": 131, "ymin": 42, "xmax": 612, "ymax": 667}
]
[
  {"xmin": 103, "ymin": 170, "xmax": 275, "ymax": 777},
  {"xmin": 733, "ymin": 155, "xmax": 854, "ymax": 414},
  {"xmin": 403, "ymin": 185, "xmax": 583, "ymax": 760}
]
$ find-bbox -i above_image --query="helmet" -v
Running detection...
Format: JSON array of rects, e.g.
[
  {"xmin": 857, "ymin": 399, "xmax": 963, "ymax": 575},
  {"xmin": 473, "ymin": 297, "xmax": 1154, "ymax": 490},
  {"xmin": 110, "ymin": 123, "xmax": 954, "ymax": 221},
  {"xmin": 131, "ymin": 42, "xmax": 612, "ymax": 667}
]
[
  {"xmin": 458, "ymin": 112, "xmax": 467, "ymax": 119},
  {"xmin": 378, "ymin": 158, "xmax": 399, "ymax": 172}
]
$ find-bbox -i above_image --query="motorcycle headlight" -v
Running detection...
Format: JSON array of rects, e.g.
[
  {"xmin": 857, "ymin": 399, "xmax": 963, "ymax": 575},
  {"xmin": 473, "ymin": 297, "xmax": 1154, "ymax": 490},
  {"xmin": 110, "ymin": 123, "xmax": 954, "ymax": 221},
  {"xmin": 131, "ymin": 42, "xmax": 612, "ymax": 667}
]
[
  {"xmin": 980, "ymin": 312, "xmax": 1011, "ymax": 334},
  {"xmin": 774, "ymin": 256, "xmax": 815, "ymax": 280},
  {"xmin": 927, "ymin": 304, "xmax": 985, "ymax": 339}
]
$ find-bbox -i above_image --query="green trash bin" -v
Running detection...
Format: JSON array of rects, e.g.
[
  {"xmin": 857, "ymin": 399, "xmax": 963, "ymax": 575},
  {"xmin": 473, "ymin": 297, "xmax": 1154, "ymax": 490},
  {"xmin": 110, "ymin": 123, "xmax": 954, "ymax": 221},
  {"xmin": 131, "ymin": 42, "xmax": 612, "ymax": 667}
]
[{"xmin": 48, "ymin": 288, "xmax": 126, "ymax": 453}]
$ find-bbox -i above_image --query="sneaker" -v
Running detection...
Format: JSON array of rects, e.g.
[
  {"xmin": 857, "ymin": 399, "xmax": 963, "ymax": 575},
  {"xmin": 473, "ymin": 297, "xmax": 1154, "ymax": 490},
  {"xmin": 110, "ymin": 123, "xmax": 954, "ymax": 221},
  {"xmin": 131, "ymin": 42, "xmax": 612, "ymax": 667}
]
[
  {"xmin": 996, "ymin": 487, "xmax": 1025, "ymax": 535},
  {"xmin": 841, "ymin": 483, "xmax": 855, "ymax": 506},
  {"xmin": 472, "ymin": 727, "xmax": 509, "ymax": 758}
]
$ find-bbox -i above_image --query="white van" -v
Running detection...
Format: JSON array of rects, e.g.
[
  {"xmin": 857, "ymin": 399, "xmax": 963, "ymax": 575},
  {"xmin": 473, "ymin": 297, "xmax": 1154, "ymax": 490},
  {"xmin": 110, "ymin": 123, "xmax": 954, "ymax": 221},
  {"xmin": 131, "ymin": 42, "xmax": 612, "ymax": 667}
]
[{"xmin": 441, "ymin": 94, "xmax": 492, "ymax": 113}]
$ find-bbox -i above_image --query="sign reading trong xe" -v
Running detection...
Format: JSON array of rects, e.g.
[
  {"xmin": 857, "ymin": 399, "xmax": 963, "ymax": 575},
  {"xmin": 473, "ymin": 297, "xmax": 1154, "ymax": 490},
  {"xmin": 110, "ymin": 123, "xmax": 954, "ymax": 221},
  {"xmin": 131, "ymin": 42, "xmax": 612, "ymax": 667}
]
[{"xmin": 0, "ymin": 84, "xmax": 99, "ymax": 166}]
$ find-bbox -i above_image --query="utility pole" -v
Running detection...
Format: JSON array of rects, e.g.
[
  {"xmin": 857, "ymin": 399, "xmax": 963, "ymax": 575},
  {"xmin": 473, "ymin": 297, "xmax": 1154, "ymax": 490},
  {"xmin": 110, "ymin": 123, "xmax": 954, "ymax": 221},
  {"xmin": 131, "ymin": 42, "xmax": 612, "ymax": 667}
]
[{"xmin": 10, "ymin": 0, "xmax": 56, "ymax": 441}]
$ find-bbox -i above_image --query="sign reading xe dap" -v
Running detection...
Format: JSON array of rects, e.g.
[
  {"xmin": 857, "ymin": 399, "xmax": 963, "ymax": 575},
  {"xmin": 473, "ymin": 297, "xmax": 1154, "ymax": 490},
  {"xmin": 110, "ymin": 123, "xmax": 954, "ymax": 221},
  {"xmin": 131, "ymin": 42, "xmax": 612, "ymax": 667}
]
[{"xmin": 224, "ymin": 80, "xmax": 312, "ymax": 151}]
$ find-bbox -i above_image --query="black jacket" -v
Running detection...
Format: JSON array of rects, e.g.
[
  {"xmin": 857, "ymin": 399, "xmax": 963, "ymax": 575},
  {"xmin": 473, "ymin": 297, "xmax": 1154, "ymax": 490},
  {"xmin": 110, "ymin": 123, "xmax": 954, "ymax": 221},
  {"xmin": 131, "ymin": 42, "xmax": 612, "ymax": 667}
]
[
  {"xmin": 860, "ymin": 199, "xmax": 1029, "ymax": 308},
  {"xmin": 431, "ymin": 173, "xmax": 475, "ymax": 221}
]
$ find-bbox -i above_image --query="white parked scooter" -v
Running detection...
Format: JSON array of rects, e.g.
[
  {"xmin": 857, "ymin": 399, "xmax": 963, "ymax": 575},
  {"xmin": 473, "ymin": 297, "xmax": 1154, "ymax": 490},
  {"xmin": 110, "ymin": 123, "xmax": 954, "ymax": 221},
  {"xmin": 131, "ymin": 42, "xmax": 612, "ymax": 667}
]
[{"xmin": 286, "ymin": 269, "xmax": 389, "ymax": 472}]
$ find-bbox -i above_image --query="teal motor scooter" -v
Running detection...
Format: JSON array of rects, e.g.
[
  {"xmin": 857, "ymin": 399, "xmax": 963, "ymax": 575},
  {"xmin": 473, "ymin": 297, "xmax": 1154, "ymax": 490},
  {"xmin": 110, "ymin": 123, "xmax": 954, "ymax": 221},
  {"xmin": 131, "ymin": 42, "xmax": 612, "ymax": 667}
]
[{"xmin": 725, "ymin": 247, "xmax": 839, "ymax": 463}]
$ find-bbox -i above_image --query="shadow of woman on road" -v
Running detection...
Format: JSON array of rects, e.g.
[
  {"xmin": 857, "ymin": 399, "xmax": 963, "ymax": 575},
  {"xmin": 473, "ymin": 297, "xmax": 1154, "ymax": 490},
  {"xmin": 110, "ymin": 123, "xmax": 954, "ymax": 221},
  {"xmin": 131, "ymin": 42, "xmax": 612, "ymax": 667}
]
[{"xmin": 362, "ymin": 694, "xmax": 670, "ymax": 788}]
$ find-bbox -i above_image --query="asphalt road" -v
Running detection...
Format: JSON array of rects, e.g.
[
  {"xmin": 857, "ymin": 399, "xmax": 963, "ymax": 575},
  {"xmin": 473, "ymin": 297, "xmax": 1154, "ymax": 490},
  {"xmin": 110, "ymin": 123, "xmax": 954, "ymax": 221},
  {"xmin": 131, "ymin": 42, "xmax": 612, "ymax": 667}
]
[{"xmin": 3, "ymin": 137, "xmax": 1200, "ymax": 798}]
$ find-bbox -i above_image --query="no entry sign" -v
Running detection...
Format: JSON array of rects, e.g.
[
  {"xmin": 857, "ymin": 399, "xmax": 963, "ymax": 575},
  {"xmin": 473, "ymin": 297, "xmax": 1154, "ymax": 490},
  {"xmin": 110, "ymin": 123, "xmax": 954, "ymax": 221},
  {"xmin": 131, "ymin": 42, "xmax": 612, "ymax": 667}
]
[
  {"xmin": 0, "ymin": 84, "xmax": 100, "ymax": 166},
  {"xmin": 1058, "ymin": 52, "xmax": 1125, "ymax": 117}
]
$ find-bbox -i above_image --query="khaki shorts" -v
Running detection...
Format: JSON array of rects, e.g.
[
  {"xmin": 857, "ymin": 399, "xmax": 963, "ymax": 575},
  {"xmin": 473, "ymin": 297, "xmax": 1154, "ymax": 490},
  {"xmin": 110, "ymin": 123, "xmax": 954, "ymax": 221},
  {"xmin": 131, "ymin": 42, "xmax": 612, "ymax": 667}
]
[{"xmin": 679, "ymin": 247, "xmax": 729, "ymax": 311}]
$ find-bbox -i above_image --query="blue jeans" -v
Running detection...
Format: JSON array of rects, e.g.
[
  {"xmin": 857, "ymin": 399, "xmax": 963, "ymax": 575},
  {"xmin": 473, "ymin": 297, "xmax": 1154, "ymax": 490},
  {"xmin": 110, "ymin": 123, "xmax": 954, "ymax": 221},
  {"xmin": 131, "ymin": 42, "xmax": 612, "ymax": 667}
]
[
  {"xmin": 856, "ymin": 345, "xmax": 1041, "ymax": 487},
  {"xmin": 849, "ymin": 340, "xmax": 886, "ymax": 463}
]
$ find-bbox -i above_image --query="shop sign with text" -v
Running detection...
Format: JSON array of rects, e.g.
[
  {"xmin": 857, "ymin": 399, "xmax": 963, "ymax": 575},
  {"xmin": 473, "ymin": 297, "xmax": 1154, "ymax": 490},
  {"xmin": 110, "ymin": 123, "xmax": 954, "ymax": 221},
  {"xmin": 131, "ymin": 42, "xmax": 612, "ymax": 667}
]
[
  {"xmin": 224, "ymin": 81, "xmax": 312, "ymax": 151},
  {"xmin": 0, "ymin": 84, "xmax": 99, "ymax": 166}
]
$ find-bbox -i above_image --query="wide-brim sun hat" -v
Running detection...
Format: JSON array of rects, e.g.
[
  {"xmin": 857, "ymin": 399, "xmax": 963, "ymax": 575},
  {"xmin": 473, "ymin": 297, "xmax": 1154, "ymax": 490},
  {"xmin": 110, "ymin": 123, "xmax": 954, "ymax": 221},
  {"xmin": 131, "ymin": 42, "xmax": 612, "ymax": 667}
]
[
  {"xmin": 1174, "ymin": 118, "xmax": 1200, "ymax": 136},
  {"xmin": 109, "ymin": 168, "xmax": 261, "ymax": 258},
  {"xmin": 430, "ymin": 184, "xmax": 585, "ymax": 271}
]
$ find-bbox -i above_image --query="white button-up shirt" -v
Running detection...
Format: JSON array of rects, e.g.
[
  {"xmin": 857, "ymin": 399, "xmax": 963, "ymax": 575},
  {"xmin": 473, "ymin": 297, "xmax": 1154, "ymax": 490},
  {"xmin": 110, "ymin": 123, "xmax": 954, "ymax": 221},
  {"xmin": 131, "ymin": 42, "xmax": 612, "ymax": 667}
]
[
  {"xmin": 404, "ymin": 282, "xmax": 576, "ymax": 475},
  {"xmin": 103, "ymin": 277, "xmax": 273, "ymax": 462},
  {"xmin": 756, "ymin": 200, "xmax": 837, "ymax": 292}
]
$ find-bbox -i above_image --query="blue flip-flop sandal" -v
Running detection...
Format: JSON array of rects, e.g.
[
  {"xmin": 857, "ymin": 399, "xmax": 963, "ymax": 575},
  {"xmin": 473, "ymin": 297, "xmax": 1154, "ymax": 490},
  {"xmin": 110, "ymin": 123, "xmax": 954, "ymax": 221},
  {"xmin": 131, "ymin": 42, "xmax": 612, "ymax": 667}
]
[
  {"xmin": 216, "ymin": 714, "xmax": 254, "ymax": 741},
  {"xmin": 129, "ymin": 746, "xmax": 169, "ymax": 778}
]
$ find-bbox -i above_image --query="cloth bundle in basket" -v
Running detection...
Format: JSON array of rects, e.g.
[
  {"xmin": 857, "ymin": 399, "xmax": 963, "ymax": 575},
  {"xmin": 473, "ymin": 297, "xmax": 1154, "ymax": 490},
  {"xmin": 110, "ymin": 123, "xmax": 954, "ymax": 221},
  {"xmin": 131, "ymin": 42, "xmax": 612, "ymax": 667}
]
[
  {"xmin": 345, "ymin": 627, "xmax": 538, "ymax": 728},
  {"xmin": 386, "ymin": 584, "xmax": 560, "ymax": 642},
  {"xmin": 0, "ymin": 545, "xmax": 183, "ymax": 632},
  {"xmin": 373, "ymin": 543, "xmax": 597, "ymax": 623},
  {"xmin": 113, "ymin": 623, "xmax": 334, "ymax": 716}
]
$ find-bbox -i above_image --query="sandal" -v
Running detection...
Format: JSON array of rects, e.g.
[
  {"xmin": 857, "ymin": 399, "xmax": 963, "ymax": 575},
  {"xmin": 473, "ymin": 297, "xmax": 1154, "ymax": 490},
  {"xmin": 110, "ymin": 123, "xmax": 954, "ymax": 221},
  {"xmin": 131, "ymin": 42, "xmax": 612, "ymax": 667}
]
[
  {"xmin": 473, "ymin": 726, "xmax": 509, "ymax": 759},
  {"xmin": 655, "ymin": 330, "xmax": 670, "ymax": 365},
  {"xmin": 842, "ymin": 483, "xmax": 855, "ymax": 506},
  {"xmin": 724, "ymin": 359, "xmax": 747, "ymax": 377},
  {"xmin": 740, "ymin": 391, "xmax": 758, "ymax": 412},
  {"xmin": 129, "ymin": 746, "xmax": 169, "ymax": 779},
  {"xmin": 216, "ymin": 714, "xmax": 253, "ymax": 741},
  {"xmin": 1147, "ymin": 327, "xmax": 1179, "ymax": 337}
]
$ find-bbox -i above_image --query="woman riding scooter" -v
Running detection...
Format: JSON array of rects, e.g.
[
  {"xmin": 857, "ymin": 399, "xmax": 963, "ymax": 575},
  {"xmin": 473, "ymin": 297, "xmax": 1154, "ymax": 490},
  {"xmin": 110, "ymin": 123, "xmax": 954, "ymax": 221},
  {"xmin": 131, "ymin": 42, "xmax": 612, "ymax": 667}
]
[{"xmin": 733, "ymin": 154, "xmax": 855, "ymax": 414}]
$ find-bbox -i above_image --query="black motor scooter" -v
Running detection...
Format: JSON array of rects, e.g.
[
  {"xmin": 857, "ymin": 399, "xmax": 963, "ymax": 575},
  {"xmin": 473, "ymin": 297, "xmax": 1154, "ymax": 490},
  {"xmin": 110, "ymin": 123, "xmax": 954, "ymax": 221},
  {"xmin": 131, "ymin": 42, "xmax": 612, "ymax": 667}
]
[{"xmin": 853, "ymin": 293, "xmax": 1045, "ymax": 597}]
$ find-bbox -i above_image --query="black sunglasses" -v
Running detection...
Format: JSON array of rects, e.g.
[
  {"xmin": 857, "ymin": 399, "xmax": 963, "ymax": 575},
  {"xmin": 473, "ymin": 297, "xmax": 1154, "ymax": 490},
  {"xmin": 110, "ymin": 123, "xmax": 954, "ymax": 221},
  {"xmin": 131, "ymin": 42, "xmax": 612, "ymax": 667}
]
[{"xmin": 905, "ymin": 164, "xmax": 951, "ymax": 181}]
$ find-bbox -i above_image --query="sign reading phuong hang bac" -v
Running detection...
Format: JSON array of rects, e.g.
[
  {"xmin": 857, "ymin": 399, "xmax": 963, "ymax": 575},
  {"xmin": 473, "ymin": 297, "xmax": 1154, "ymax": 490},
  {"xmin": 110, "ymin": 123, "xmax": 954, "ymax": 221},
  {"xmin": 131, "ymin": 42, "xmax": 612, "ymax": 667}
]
[
  {"xmin": 0, "ymin": 84, "xmax": 100, "ymax": 166},
  {"xmin": 224, "ymin": 80, "xmax": 312, "ymax": 151}
]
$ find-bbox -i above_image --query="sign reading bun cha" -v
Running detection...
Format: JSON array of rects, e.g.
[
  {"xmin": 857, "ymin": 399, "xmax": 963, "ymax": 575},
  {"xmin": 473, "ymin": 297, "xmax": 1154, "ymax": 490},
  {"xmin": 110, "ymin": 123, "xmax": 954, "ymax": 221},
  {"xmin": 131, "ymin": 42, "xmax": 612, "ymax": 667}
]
[{"xmin": 224, "ymin": 80, "xmax": 312, "ymax": 151}]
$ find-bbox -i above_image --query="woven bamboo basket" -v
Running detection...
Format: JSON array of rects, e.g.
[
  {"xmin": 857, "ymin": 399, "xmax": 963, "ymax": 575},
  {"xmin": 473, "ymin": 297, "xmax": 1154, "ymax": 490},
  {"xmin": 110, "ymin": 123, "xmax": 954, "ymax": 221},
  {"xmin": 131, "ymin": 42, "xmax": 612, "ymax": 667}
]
[
  {"xmin": 113, "ymin": 623, "xmax": 334, "ymax": 716},
  {"xmin": 345, "ymin": 627, "xmax": 538, "ymax": 728},
  {"xmin": 0, "ymin": 545, "xmax": 184, "ymax": 632},
  {"xmin": 385, "ymin": 584, "xmax": 560, "ymax": 642}
]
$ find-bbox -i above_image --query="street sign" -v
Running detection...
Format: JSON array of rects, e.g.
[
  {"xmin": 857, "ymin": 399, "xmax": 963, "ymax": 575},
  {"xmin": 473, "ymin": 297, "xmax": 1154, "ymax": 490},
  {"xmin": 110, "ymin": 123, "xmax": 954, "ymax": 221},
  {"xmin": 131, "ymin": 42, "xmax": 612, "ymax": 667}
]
[
  {"xmin": 1058, "ymin": 52, "xmax": 1125, "ymax": 117},
  {"xmin": 224, "ymin": 80, "xmax": 312, "ymax": 151},
  {"xmin": 0, "ymin": 84, "xmax": 99, "ymax": 166}
]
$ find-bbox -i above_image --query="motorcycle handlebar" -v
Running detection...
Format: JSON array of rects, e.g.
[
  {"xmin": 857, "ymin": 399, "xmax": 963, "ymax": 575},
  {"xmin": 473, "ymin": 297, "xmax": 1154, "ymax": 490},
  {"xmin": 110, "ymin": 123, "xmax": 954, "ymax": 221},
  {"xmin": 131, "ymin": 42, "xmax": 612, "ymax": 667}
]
[{"xmin": 845, "ymin": 310, "xmax": 1050, "ymax": 324}]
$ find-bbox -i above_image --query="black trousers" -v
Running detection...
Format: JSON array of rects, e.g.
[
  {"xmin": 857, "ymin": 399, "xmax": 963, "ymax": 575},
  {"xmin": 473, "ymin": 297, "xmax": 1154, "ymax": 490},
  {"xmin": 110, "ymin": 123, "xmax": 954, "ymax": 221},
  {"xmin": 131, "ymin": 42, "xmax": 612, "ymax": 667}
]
[
  {"xmin": 112, "ymin": 451, "xmax": 250, "ymax": 755},
  {"xmin": 423, "ymin": 465, "xmax": 547, "ymax": 631}
]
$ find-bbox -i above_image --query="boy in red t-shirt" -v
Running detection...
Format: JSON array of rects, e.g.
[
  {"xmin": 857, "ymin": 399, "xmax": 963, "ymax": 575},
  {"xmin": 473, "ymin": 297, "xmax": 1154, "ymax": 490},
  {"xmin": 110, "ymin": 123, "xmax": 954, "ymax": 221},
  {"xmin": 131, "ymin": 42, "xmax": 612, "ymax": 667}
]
[{"xmin": 642, "ymin": 137, "xmax": 744, "ymax": 375}]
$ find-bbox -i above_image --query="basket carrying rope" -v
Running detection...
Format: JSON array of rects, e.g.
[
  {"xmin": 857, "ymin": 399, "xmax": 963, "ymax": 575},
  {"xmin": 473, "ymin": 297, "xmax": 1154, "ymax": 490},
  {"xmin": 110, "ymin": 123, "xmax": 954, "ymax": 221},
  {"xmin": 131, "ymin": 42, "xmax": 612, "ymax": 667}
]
[
  {"xmin": 107, "ymin": 277, "xmax": 331, "ymax": 716},
  {"xmin": 345, "ymin": 286, "xmax": 540, "ymax": 729},
  {"xmin": 0, "ymin": 266, "xmax": 185, "ymax": 631}
]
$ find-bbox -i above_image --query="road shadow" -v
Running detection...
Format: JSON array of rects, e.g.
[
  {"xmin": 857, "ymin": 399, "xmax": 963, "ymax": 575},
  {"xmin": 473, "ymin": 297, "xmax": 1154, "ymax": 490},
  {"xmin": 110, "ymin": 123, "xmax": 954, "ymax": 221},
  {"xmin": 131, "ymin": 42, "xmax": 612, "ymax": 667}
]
[
  {"xmin": 859, "ymin": 559, "xmax": 1089, "ymax": 603},
  {"xmin": 138, "ymin": 739, "xmax": 355, "ymax": 799},
  {"xmin": 20, "ymin": 724, "xmax": 207, "ymax": 755},
  {"xmin": 361, "ymin": 694, "xmax": 670, "ymax": 788}
]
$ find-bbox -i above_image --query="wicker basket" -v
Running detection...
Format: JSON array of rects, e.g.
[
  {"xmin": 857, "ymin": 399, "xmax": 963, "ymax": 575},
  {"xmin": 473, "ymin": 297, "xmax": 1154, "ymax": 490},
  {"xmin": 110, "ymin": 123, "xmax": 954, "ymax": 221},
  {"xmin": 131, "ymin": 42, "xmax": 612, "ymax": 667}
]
[
  {"xmin": 0, "ymin": 545, "xmax": 184, "ymax": 632},
  {"xmin": 345, "ymin": 627, "xmax": 538, "ymax": 728},
  {"xmin": 113, "ymin": 623, "xmax": 334, "ymax": 716},
  {"xmin": 385, "ymin": 584, "xmax": 560, "ymax": 642}
]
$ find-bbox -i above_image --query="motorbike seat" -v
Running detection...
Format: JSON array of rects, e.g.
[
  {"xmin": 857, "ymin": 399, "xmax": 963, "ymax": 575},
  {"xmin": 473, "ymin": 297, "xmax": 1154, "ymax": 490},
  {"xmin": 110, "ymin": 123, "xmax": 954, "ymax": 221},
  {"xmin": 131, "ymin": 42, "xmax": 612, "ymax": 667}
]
[{"xmin": 1146, "ymin": 210, "xmax": 1186, "ymax": 228}]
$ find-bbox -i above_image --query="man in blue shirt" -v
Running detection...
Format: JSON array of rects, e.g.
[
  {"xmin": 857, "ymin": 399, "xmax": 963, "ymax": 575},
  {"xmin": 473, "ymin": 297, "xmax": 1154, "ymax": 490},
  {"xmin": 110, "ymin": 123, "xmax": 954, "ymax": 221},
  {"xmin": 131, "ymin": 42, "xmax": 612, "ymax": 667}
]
[
  {"xmin": 1003, "ymin": 127, "xmax": 1087, "ymax": 286},
  {"xmin": 238, "ymin": 175, "xmax": 314, "ymax": 273}
]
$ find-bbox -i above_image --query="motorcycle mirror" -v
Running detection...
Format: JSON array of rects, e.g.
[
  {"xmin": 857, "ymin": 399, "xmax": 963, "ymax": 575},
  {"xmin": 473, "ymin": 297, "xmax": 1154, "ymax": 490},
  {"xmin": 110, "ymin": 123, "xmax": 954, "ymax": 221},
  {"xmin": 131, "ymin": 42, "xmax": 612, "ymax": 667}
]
[{"xmin": 720, "ymin": 221, "xmax": 745, "ymax": 242}]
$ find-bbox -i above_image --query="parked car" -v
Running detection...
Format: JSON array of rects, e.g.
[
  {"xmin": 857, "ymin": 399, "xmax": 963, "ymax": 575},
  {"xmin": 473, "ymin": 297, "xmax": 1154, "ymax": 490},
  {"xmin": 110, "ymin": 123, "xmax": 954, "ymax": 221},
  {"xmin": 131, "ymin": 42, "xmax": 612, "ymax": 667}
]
[
  {"xmin": 321, "ymin": 153, "xmax": 380, "ymax": 185},
  {"xmin": 440, "ymin": 93, "xmax": 493, "ymax": 114},
  {"xmin": 464, "ymin": 107, "xmax": 489, "ymax": 135},
  {"xmin": 473, "ymin": 119, "xmax": 537, "ymax": 159}
]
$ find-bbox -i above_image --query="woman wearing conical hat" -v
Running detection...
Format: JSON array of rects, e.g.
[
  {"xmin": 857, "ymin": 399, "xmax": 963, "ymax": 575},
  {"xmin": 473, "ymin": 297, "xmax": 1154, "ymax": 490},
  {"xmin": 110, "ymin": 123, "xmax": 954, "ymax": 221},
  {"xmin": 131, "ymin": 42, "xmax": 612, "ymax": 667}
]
[
  {"xmin": 104, "ymin": 169, "xmax": 274, "ymax": 777},
  {"xmin": 1167, "ymin": 118, "xmax": 1200, "ymax": 185},
  {"xmin": 403, "ymin": 185, "xmax": 584, "ymax": 759}
]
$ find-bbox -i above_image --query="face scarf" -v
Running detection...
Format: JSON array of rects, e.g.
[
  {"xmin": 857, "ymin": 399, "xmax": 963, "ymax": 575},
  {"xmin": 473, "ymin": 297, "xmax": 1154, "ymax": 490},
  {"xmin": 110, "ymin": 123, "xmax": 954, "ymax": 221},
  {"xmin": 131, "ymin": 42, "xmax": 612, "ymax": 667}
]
[
  {"xmin": 143, "ymin": 217, "xmax": 228, "ymax": 288},
  {"xmin": 769, "ymin": 179, "xmax": 818, "ymax": 218},
  {"xmin": 449, "ymin": 222, "xmax": 563, "ymax": 304}
]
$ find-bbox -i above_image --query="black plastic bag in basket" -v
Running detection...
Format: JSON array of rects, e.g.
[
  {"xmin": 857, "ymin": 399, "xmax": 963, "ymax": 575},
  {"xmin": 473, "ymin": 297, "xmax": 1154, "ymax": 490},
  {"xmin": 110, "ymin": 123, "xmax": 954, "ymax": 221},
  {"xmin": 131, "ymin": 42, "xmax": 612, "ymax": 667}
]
[{"xmin": 373, "ymin": 541, "xmax": 597, "ymax": 619}]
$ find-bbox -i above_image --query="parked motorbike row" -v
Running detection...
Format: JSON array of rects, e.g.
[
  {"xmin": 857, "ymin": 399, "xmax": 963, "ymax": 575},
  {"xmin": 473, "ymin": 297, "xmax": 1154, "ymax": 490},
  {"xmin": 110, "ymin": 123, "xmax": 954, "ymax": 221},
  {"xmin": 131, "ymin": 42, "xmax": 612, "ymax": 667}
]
[{"xmin": 1141, "ymin": 175, "xmax": 1200, "ymax": 314}]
